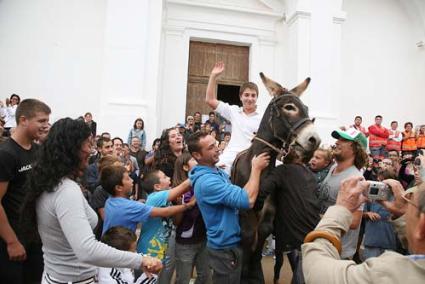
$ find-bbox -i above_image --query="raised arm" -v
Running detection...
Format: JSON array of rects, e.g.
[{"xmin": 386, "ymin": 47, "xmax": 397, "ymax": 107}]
[
  {"xmin": 150, "ymin": 202, "xmax": 194, "ymax": 218},
  {"xmin": 167, "ymin": 179, "xmax": 191, "ymax": 202},
  {"xmin": 205, "ymin": 62, "xmax": 225, "ymax": 110}
]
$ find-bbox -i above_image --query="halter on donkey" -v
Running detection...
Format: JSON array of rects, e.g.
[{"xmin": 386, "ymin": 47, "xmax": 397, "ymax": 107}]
[{"xmin": 231, "ymin": 73, "xmax": 321, "ymax": 284}]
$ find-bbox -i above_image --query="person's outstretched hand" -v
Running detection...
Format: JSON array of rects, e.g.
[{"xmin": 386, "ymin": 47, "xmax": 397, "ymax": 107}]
[
  {"xmin": 210, "ymin": 62, "xmax": 225, "ymax": 78},
  {"xmin": 336, "ymin": 176, "xmax": 368, "ymax": 213},
  {"xmin": 141, "ymin": 254, "xmax": 163, "ymax": 278},
  {"xmin": 378, "ymin": 179, "xmax": 407, "ymax": 218}
]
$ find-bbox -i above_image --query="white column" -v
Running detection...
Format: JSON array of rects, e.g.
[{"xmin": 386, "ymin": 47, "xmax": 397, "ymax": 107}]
[
  {"xmin": 142, "ymin": 0, "xmax": 164, "ymax": 146},
  {"xmin": 285, "ymin": 0, "xmax": 312, "ymax": 87},
  {"xmin": 284, "ymin": 0, "xmax": 346, "ymax": 144},
  {"xmin": 256, "ymin": 37, "xmax": 278, "ymax": 108},
  {"xmin": 159, "ymin": 25, "xmax": 189, "ymax": 130},
  {"xmin": 100, "ymin": 0, "xmax": 163, "ymax": 144}
]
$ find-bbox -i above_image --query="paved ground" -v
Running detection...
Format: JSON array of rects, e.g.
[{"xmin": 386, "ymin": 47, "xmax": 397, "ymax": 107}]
[
  {"xmin": 173, "ymin": 254, "xmax": 293, "ymax": 284},
  {"xmin": 262, "ymin": 255, "xmax": 293, "ymax": 284}
]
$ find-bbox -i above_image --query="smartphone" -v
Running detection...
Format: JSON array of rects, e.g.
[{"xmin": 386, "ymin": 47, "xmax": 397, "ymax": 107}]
[{"xmin": 367, "ymin": 181, "xmax": 392, "ymax": 201}]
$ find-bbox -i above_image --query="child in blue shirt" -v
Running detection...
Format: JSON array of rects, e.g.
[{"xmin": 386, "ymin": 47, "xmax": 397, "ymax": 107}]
[
  {"xmin": 137, "ymin": 170, "xmax": 195, "ymax": 261},
  {"xmin": 100, "ymin": 165, "xmax": 193, "ymax": 235}
]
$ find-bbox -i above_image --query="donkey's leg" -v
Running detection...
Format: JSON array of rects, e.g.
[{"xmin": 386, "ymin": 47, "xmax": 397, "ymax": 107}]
[
  {"xmin": 239, "ymin": 210, "xmax": 261, "ymax": 284},
  {"xmin": 242, "ymin": 196, "xmax": 276, "ymax": 284},
  {"xmin": 240, "ymin": 196, "xmax": 276, "ymax": 284},
  {"xmin": 256, "ymin": 195, "xmax": 276, "ymax": 252}
]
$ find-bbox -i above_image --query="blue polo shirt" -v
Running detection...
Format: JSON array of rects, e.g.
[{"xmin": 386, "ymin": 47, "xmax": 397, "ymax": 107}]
[{"xmin": 102, "ymin": 197, "xmax": 152, "ymax": 235}]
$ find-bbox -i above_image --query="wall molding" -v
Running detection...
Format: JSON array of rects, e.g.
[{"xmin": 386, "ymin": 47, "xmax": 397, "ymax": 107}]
[
  {"xmin": 167, "ymin": 0, "xmax": 283, "ymax": 18},
  {"xmin": 286, "ymin": 10, "xmax": 311, "ymax": 26}
]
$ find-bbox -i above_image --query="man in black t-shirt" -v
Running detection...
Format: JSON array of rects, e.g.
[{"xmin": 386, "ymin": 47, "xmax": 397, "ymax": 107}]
[
  {"xmin": 0, "ymin": 99, "xmax": 51, "ymax": 284},
  {"xmin": 256, "ymin": 158, "xmax": 321, "ymax": 284}
]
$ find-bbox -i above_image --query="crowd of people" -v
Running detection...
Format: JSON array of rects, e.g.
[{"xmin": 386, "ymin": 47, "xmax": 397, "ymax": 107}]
[{"xmin": 0, "ymin": 61, "xmax": 424, "ymax": 284}]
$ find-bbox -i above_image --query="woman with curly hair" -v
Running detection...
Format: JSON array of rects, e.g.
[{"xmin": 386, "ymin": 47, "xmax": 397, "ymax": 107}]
[
  {"xmin": 153, "ymin": 127, "xmax": 185, "ymax": 182},
  {"xmin": 22, "ymin": 118, "xmax": 161, "ymax": 284},
  {"xmin": 127, "ymin": 118, "xmax": 146, "ymax": 150}
]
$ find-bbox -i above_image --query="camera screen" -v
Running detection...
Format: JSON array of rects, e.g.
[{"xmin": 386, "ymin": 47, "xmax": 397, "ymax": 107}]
[{"xmin": 369, "ymin": 186, "xmax": 379, "ymax": 195}]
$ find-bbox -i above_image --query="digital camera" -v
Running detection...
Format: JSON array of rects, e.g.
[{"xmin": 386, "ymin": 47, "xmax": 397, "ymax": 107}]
[{"xmin": 367, "ymin": 181, "xmax": 392, "ymax": 201}]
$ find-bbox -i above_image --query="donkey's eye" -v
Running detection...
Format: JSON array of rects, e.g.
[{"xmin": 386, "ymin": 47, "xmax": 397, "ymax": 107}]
[{"xmin": 283, "ymin": 105, "xmax": 296, "ymax": 111}]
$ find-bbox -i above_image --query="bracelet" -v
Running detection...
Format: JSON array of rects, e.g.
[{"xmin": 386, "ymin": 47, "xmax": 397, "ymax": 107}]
[{"xmin": 304, "ymin": 230, "xmax": 342, "ymax": 255}]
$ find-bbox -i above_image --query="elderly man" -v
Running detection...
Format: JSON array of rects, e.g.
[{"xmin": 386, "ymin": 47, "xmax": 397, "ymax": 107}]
[{"xmin": 302, "ymin": 159, "xmax": 425, "ymax": 283}]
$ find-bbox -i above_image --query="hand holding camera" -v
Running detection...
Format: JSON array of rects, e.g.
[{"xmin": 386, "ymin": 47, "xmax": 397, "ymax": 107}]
[
  {"xmin": 378, "ymin": 179, "xmax": 408, "ymax": 218},
  {"xmin": 337, "ymin": 176, "xmax": 409, "ymax": 218},
  {"xmin": 366, "ymin": 181, "xmax": 392, "ymax": 201},
  {"xmin": 336, "ymin": 176, "xmax": 369, "ymax": 213}
]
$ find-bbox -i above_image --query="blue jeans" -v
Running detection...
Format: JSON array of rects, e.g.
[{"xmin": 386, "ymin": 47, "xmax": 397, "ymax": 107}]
[
  {"xmin": 363, "ymin": 246, "xmax": 391, "ymax": 260},
  {"xmin": 175, "ymin": 241, "xmax": 212, "ymax": 284}
]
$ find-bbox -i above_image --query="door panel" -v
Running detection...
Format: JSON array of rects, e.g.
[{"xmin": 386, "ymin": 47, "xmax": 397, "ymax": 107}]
[{"xmin": 186, "ymin": 41, "xmax": 249, "ymax": 118}]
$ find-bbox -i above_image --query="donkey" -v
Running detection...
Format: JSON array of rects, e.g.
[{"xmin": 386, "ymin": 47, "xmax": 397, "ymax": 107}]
[{"xmin": 231, "ymin": 73, "xmax": 321, "ymax": 283}]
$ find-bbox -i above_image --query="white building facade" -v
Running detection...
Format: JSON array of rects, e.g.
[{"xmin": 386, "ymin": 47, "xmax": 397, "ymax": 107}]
[{"xmin": 0, "ymin": 0, "xmax": 424, "ymax": 146}]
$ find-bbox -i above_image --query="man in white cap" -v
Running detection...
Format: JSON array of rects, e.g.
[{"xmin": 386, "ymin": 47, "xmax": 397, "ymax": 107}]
[{"xmin": 315, "ymin": 128, "xmax": 368, "ymax": 259}]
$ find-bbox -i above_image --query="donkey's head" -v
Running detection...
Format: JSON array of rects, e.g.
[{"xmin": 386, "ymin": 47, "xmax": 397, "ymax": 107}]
[{"xmin": 259, "ymin": 73, "xmax": 321, "ymax": 161}]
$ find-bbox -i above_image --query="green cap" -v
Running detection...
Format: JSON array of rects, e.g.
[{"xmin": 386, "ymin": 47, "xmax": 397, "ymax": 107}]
[{"xmin": 332, "ymin": 128, "xmax": 368, "ymax": 149}]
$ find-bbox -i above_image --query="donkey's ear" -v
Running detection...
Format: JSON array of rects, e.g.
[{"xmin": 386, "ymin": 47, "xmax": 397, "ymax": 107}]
[
  {"xmin": 290, "ymin": 77, "xmax": 311, "ymax": 97},
  {"xmin": 259, "ymin": 72, "xmax": 287, "ymax": 97}
]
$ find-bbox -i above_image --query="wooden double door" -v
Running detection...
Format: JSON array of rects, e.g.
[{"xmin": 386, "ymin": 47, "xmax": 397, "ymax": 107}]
[{"xmin": 186, "ymin": 41, "xmax": 249, "ymax": 118}]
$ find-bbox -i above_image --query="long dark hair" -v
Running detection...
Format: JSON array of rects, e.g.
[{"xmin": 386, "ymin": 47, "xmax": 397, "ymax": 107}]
[
  {"xmin": 133, "ymin": 118, "xmax": 144, "ymax": 130},
  {"xmin": 21, "ymin": 118, "xmax": 92, "ymax": 236},
  {"xmin": 172, "ymin": 152, "xmax": 193, "ymax": 187},
  {"xmin": 153, "ymin": 127, "xmax": 178, "ymax": 169},
  {"xmin": 352, "ymin": 141, "xmax": 368, "ymax": 170}
]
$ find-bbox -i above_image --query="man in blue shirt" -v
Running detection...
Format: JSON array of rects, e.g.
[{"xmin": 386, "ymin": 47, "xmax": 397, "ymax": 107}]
[{"xmin": 187, "ymin": 132, "xmax": 269, "ymax": 283}]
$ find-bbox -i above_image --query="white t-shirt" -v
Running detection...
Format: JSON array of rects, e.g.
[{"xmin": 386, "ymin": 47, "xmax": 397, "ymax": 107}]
[
  {"xmin": 318, "ymin": 164, "xmax": 364, "ymax": 259},
  {"xmin": 215, "ymin": 101, "xmax": 262, "ymax": 174}
]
